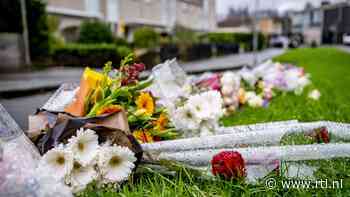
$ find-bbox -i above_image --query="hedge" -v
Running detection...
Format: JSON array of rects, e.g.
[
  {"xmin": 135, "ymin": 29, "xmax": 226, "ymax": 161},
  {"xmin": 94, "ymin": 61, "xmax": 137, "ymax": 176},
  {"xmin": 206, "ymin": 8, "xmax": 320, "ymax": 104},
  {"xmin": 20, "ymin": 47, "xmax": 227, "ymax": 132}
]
[
  {"xmin": 133, "ymin": 27, "xmax": 159, "ymax": 49},
  {"xmin": 53, "ymin": 43, "xmax": 131, "ymax": 67},
  {"xmin": 206, "ymin": 33, "xmax": 267, "ymax": 51},
  {"xmin": 79, "ymin": 21, "xmax": 113, "ymax": 44}
]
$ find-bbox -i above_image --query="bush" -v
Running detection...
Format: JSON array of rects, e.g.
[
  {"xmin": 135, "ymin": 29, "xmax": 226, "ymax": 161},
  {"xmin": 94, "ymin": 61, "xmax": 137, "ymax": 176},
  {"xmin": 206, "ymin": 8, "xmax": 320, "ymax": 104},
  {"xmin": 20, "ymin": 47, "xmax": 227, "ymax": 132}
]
[
  {"xmin": 79, "ymin": 21, "xmax": 113, "ymax": 44},
  {"xmin": 133, "ymin": 27, "xmax": 159, "ymax": 49},
  {"xmin": 53, "ymin": 43, "xmax": 130, "ymax": 67},
  {"xmin": 206, "ymin": 33, "xmax": 267, "ymax": 51},
  {"xmin": 117, "ymin": 46, "xmax": 132, "ymax": 57},
  {"xmin": 114, "ymin": 37, "xmax": 129, "ymax": 47}
]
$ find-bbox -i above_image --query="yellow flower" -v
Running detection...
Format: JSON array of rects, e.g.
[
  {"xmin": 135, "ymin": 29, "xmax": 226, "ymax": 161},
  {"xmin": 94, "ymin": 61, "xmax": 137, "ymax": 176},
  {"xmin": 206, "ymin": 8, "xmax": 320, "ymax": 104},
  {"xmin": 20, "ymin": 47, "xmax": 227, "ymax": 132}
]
[
  {"xmin": 96, "ymin": 105, "xmax": 122, "ymax": 116},
  {"xmin": 238, "ymin": 88, "xmax": 246, "ymax": 104},
  {"xmin": 135, "ymin": 92, "xmax": 154, "ymax": 116},
  {"xmin": 154, "ymin": 113, "xmax": 168, "ymax": 131},
  {"xmin": 133, "ymin": 130, "xmax": 153, "ymax": 144}
]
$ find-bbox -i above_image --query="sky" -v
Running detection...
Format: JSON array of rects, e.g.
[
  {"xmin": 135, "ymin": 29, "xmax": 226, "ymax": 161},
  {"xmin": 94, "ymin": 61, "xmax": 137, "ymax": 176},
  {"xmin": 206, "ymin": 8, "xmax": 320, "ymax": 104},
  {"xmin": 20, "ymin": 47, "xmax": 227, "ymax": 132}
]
[{"xmin": 216, "ymin": 0, "xmax": 344, "ymax": 15}]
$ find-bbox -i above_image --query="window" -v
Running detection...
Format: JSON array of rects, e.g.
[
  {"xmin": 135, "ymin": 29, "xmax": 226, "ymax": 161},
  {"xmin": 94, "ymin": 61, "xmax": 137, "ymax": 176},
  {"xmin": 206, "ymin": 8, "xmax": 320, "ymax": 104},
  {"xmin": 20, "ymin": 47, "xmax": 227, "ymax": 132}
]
[
  {"xmin": 107, "ymin": 0, "xmax": 119, "ymax": 22},
  {"xmin": 85, "ymin": 0, "xmax": 100, "ymax": 15}
]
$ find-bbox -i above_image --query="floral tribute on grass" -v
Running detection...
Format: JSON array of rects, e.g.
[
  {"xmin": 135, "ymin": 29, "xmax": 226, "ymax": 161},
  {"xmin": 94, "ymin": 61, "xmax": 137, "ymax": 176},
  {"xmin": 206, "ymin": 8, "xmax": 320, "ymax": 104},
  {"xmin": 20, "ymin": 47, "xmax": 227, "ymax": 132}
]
[
  {"xmin": 7, "ymin": 55, "xmax": 349, "ymax": 196},
  {"xmin": 195, "ymin": 60, "xmax": 321, "ymax": 115},
  {"xmin": 37, "ymin": 128, "xmax": 137, "ymax": 193}
]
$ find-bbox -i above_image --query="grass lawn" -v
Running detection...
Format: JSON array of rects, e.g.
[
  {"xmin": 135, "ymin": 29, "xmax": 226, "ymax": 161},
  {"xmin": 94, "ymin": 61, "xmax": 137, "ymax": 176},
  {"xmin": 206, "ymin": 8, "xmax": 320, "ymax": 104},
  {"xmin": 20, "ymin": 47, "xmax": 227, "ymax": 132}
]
[{"xmin": 81, "ymin": 48, "xmax": 350, "ymax": 196}]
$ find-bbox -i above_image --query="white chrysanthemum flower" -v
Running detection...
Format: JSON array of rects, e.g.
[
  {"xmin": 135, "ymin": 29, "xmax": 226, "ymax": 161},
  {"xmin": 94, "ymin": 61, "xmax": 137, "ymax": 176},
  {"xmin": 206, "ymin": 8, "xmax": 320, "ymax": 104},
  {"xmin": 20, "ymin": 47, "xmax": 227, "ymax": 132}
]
[
  {"xmin": 98, "ymin": 145, "xmax": 136, "ymax": 183},
  {"xmin": 200, "ymin": 91, "xmax": 224, "ymax": 119},
  {"xmin": 67, "ymin": 161, "xmax": 98, "ymax": 193},
  {"xmin": 39, "ymin": 145, "xmax": 74, "ymax": 180},
  {"xmin": 172, "ymin": 105, "xmax": 200, "ymax": 130},
  {"xmin": 308, "ymin": 89, "xmax": 321, "ymax": 100},
  {"xmin": 247, "ymin": 95, "xmax": 264, "ymax": 108},
  {"xmin": 220, "ymin": 71, "xmax": 237, "ymax": 86},
  {"xmin": 67, "ymin": 128, "xmax": 99, "ymax": 166},
  {"xmin": 245, "ymin": 91, "xmax": 257, "ymax": 100},
  {"xmin": 221, "ymin": 85, "xmax": 234, "ymax": 96},
  {"xmin": 239, "ymin": 68, "xmax": 257, "ymax": 87},
  {"xmin": 187, "ymin": 94, "xmax": 211, "ymax": 120}
]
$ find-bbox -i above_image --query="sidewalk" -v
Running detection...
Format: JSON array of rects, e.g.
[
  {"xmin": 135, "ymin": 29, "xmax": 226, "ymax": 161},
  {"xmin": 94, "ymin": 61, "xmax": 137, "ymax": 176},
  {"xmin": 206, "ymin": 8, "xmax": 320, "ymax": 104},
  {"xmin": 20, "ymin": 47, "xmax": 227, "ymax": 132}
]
[
  {"xmin": 336, "ymin": 45, "xmax": 350, "ymax": 53},
  {"xmin": 0, "ymin": 48, "xmax": 284, "ymax": 96},
  {"xmin": 181, "ymin": 48, "xmax": 284, "ymax": 73}
]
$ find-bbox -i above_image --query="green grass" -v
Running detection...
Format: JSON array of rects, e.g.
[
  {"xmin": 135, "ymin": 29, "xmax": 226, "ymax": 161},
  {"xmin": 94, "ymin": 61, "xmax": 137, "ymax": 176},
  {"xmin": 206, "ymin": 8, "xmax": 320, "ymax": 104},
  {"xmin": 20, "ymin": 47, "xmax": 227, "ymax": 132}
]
[{"xmin": 80, "ymin": 48, "xmax": 350, "ymax": 196}]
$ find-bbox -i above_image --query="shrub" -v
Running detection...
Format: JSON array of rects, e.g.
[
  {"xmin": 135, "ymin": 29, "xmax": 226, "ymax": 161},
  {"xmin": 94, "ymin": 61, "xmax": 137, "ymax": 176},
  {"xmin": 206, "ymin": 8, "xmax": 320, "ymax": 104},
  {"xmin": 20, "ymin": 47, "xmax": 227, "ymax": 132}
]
[
  {"xmin": 133, "ymin": 27, "xmax": 159, "ymax": 49},
  {"xmin": 53, "ymin": 43, "xmax": 130, "ymax": 67},
  {"xmin": 117, "ymin": 46, "xmax": 132, "ymax": 57},
  {"xmin": 79, "ymin": 21, "xmax": 113, "ymax": 44},
  {"xmin": 206, "ymin": 33, "xmax": 267, "ymax": 51},
  {"xmin": 114, "ymin": 37, "xmax": 129, "ymax": 47}
]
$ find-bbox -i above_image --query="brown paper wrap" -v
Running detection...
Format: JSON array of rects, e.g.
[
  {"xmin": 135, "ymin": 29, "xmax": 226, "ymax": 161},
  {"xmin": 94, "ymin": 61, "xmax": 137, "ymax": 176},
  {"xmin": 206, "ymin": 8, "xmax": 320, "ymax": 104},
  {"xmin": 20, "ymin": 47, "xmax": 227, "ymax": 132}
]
[{"xmin": 27, "ymin": 109, "xmax": 143, "ymax": 165}]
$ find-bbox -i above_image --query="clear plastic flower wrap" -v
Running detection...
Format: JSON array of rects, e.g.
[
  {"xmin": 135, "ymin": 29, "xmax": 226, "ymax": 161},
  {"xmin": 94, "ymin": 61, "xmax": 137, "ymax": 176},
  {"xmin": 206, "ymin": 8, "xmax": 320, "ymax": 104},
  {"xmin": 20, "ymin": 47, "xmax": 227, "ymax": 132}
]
[
  {"xmin": 144, "ymin": 143, "xmax": 350, "ymax": 183},
  {"xmin": 141, "ymin": 120, "xmax": 350, "ymax": 152},
  {"xmin": 0, "ymin": 104, "xmax": 73, "ymax": 197}
]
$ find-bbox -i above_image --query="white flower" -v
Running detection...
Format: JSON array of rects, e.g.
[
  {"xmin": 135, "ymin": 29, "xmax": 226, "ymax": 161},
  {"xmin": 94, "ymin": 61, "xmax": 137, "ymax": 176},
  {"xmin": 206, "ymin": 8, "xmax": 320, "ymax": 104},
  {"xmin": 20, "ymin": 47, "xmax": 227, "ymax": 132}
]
[
  {"xmin": 201, "ymin": 91, "xmax": 224, "ymax": 118},
  {"xmin": 67, "ymin": 128, "xmax": 99, "ymax": 166},
  {"xmin": 39, "ymin": 145, "xmax": 74, "ymax": 180},
  {"xmin": 98, "ymin": 145, "xmax": 136, "ymax": 183},
  {"xmin": 67, "ymin": 161, "xmax": 98, "ymax": 193},
  {"xmin": 221, "ymin": 85, "xmax": 234, "ymax": 96},
  {"xmin": 308, "ymin": 89, "xmax": 321, "ymax": 100},
  {"xmin": 220, "ymin": 71, "xmax": 239, "ymax": 86},
  {"xmin": 172, "ymin": 105, "xmax": 200, "ymax": 130},
  {"xmin": 187, "ymin": 91, "xmax": 223, "ymax": 120},
  {"xmin": 239, "ymin": 67, "xmax": 257, "ymax": 87},
  {"xmin": 187, "ymin": 94, "xmax": 211, "ymax": 120},
  {"xmin": 247, "ymin": 94, "xmax": 264, "ymax": 108},
  {"xmin": 245, "ymin": 91, "xmax": 257, "ymax": 100},
  {"xmin": 223, "ymin": 96, "xmax": 234, "ymax": 105}
]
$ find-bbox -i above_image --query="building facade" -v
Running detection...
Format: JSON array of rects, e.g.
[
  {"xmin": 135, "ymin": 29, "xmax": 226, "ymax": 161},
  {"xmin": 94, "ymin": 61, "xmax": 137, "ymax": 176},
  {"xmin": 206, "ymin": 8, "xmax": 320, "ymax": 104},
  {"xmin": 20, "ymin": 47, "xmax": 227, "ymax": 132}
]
[
  {"xmin": 289, "ymin": 7, "xmax": 323, "ymax": 45},
  {"xmin": 46, "ymin": 0, "xmax": 216, "ymax": 42},
  {"xmin": 322, "ymin": 2, "xmax": 350, "ymax": 44}
]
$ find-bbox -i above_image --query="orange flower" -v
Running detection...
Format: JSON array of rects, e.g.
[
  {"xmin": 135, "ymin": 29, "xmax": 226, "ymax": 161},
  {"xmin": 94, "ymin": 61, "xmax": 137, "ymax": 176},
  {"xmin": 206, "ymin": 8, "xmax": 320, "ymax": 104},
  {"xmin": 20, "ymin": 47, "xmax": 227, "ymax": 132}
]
[
  {"xmin": 133, "ymin": 130, "xmax": 153, "ymax": 143},
  {"xmin": 238, "ymin": 88, "xmax": 246, "ymax": 104},
  {"xmin": 135, "ymin": 92, "xmax": 154, "ymax": 116},
  {"xmin": 154, "ymin": 113, "xmax": 168, "ymax": 131},
  {"xmin": 96, "ymin": 105, "xmax": 122, "ymax": 116}
]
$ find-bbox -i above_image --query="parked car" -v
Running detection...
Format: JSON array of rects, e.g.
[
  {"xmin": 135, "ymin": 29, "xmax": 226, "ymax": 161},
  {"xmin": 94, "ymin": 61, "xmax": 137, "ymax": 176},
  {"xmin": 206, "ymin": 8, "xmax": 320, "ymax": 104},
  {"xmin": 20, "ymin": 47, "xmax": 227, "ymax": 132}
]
[
  {"xmin": 343, "ymin": 33, "xmax": 350, "ymax": 45},
  {"xmin": 269, "ymin": 34, "xmax": 289, "ymax": 48}
]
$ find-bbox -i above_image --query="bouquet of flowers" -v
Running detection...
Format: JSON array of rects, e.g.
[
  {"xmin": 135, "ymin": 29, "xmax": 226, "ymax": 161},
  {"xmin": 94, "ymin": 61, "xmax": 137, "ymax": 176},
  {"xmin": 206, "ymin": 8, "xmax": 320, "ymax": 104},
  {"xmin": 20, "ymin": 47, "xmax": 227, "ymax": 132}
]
[
  {"xmin": 148, "ymin": 59, "xmax": 224, "ymax": 137},
  {"xmin": 195, "ymin": 60, "xmax": 321, "ymax": 115},
  {"xmin": 24, "ymin": 54, "xmax": 180, "ymax": 193}
]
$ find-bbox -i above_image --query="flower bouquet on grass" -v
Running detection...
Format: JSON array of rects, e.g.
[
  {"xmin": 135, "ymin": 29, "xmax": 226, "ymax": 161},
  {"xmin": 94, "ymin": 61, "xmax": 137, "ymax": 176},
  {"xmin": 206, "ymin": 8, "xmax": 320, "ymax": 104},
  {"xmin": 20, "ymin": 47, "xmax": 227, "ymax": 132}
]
[
  {"xmin": 194, "ymin": 60, "xmax": 321, "ymax": 115},
  {"xmin": 24, "ymin": 54, "xmax": 179, "ymax": 193},
  {"xmin": 2, "ymin": 55, "xmax": 350, "ymax": 196}
]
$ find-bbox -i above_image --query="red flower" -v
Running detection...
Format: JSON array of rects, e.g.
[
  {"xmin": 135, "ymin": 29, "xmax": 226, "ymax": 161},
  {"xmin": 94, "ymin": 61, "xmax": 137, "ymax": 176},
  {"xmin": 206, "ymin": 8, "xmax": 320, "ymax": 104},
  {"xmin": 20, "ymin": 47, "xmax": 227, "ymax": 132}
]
[
  {"xmin": 317, "ymin": 127, "xmax": 330, "ymax": 143},
  {"xmin": 121, "ymin": 63, "xmax": 146, "ymax": 85},
  {"xmin": 211, "ymin": 151, "xmax": 246, "ymax": 179}
]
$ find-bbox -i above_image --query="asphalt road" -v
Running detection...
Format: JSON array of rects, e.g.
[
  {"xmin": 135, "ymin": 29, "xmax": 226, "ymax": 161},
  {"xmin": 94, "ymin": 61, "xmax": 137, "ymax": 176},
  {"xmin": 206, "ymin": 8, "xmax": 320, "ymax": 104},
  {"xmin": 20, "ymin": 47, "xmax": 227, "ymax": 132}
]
[{"xmin": 0, "ymin": 92, "xmax": 53, "ymax": 130}]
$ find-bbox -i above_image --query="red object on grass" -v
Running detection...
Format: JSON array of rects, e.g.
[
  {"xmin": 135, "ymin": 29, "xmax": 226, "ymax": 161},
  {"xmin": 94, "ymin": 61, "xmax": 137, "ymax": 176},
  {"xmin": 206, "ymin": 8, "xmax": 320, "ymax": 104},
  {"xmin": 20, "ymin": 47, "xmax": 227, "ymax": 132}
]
[{"xmin": 211, "ymin": 151, "xmax": 246, "ymax": 179}]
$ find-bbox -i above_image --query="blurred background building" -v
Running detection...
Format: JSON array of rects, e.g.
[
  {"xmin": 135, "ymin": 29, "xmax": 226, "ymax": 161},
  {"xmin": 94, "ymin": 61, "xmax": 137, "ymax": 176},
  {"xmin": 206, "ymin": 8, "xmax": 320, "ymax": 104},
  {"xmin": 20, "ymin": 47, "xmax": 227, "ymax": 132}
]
[{"xmin": 47, "ymin": 0, "xmax": 217, "ymax": 42}]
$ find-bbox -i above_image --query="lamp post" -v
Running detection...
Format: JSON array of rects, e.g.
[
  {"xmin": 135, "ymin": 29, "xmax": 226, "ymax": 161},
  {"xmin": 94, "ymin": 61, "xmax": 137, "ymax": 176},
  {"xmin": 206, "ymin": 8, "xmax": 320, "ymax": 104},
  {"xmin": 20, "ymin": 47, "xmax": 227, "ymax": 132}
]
[
  {"xmin": 20, "ymin": 0, "xmax": 31, "ymax": 66},
  {"xmin": 252, "ymin": 0, "xmax": 259, "ymax": 66}
]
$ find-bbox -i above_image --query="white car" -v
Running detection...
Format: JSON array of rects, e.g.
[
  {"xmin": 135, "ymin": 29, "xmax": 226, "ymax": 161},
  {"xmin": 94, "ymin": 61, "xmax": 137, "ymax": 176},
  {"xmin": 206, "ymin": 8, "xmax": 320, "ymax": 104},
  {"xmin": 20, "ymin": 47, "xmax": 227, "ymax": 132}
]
[
  {"xmin": 269, "ymin": 35, "xmax": 289, "ymax": 48},
  {"xmin": 343, "ymin": 33, "xmax": 350, "ymax": 45}
]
